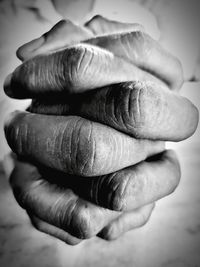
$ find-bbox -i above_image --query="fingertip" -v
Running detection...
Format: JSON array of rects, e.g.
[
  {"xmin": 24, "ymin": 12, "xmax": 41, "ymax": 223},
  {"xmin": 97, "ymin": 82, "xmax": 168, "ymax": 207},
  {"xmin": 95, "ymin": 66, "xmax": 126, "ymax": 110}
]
[
  {"xmin": 16, "ymin": 20, "xmax": 93, "ymax": 62},
  {"xmin": 16, "ymin": 46, "xmax": 26, "ymax": 61},
  {"xmin": 16, "ymin": 36, "xmax": 45, "ymax": 61}
]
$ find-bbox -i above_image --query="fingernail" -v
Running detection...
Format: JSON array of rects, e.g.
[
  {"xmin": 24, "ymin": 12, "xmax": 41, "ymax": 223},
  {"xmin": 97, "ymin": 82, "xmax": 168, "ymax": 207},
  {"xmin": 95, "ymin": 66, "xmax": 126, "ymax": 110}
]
[
  {"xmin": 4, "ymin": 73, "xmax": 13, "ymax": 97},
  {"xmin": 16, "ymin": 36, "xmax": 45, "ymax": 61}
]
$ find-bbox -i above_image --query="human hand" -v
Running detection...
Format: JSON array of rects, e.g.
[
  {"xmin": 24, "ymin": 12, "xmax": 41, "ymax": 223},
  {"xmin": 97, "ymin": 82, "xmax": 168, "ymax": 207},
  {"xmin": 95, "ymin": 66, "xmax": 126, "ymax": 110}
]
[{"xmin": 4, "ymin": 16, "xmax": 199, "ymax": 244}]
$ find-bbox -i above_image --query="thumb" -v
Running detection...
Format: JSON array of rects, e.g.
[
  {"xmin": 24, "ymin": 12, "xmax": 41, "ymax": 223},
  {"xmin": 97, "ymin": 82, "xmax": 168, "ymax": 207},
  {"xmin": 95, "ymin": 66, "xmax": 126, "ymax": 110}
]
[{"xmin": 17, "ymin": 20, "xmax": 93, "ymax": 61}]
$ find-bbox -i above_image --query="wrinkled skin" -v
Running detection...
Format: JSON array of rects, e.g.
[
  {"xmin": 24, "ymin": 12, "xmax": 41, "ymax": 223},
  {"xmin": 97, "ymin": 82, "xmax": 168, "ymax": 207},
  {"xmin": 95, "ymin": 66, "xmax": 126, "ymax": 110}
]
[{"xmin": 4, "ymin": 16, "xmax": 199, "ymax": 245}]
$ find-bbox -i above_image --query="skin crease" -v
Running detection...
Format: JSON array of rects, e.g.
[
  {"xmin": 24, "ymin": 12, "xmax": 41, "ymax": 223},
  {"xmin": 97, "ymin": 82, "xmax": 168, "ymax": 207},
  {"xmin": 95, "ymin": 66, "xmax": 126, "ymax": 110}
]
[
  {"xmin": 14, "ymin": 20, "xmax": 182, "ymax": 90},
  {"xmin": 5, "ymin": 43, "xmax": 164, "ymax": 98},
  {"xmin": 84, "ymin": 31, "xmax": 183, "ymax": 90},
  {"xmin": 5, "ymin": 28, "xmax": 184, "ymax": 99},
  {"xmin": 5, "ymin": 111, "xmax": 165, "ymax": 176},
  {"xmin": 4, "ymin": 16, "xmax": 199, "ymax": 244},
  {"xmin": 16, "ymin": 20, "xmax": 93, "ymax": 61},
  {"xmin": 22, "ymin": 150, "xmax": 180, "ymax": 212},
  {"xmin": 29, "ymin": 81, "xmax": 198, "ymax": 141},
  {"xmin": 16, "ymin": 18, "xmax": 144, "ymax": 60},
  {"xmin": 10, "ymin": 150, "xmax": 179, "ymax": 240}
]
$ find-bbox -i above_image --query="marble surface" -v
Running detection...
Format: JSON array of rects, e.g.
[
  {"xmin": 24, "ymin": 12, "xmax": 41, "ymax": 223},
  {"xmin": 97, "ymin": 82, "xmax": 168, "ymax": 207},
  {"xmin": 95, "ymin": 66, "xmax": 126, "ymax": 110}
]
[{"xmin": 0, "ymin": 1, "xmax": 200, "ymax": 266}]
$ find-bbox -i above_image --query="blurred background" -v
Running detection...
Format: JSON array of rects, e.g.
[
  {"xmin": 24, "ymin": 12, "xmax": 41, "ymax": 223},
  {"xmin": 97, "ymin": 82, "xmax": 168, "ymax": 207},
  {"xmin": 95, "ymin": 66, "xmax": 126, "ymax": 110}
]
[{"xmin": 0, "ymin": 1, "xmax": 199, "ymax": 266}]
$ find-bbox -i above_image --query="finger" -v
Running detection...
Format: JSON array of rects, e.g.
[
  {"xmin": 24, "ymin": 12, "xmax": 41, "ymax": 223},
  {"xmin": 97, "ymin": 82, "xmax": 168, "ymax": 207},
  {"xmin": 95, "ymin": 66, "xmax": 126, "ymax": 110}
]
[
  {"xmin": 10, "ymin": 160, "xmax": 120, "ymax": 239},
  {"xmin": 28, "ymin": 213, "xmax": 82, "ymax": 245},
  {"xmin": 84, "ymin": 15, "xmax": 145, "ymax": 35},
  {"xmin": 17, "ymin": 16, "xmax": 143, "ymax": 61},
  {"xmin": 17, "ymin": 20, "xmax": 93, "ymax": 61},
  {"xmin": 84, "ymin": 150, "xmax": 180, "ymax": 211},
  {"xmin": 99, "ymin": 203, "xmax": 155, "ymax": 240},
  {"xmin": 4, "ymin": 111, "xmax": 164, "ymax": 176},
  {"xmin": 42, "ymin": 150, "xmax": 180, "ymax": 212},
  {"xmin": 4, "ymin": 43, "xmax": 162, "ymax": 99},
  {"xmin": 85, "ymin": 31, "xmax": 183, "ymax": 90},
  {"xmin": 29, "ymin": 81, "xmax": 199, "ymax": 141}
]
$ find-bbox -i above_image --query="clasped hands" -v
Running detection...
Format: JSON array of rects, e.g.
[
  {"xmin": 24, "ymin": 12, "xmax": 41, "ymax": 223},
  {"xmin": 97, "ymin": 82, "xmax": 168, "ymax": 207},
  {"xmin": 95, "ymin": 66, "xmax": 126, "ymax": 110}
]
[{"xmin": 4, "ymin": 16, "xmax": 199, "ymax": 245}]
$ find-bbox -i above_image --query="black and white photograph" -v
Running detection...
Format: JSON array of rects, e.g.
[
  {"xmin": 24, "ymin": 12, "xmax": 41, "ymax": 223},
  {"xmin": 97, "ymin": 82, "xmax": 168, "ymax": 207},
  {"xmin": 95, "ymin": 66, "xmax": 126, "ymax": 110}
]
[{"xmin": 0, "ymin": 1, "xmax": 200, "ymax": 266}]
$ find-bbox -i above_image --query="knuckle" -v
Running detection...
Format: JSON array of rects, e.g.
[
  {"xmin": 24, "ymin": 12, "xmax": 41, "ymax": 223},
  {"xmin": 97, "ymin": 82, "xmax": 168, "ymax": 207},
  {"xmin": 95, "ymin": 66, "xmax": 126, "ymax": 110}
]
[
  {"xmin": 108, "ymin": 168, "xmax": 146, "ymax": 211},
  {"xmin": 130, "ymin": 82, "xmax": 165, "ymax": 137},
  {"xmin": 64, "ymin": 45, "xmax": 94, "ymax": 91},
  {"xmin": 94, "ymin": 169, "xmax": 142, "ymax": 211},
  {"xmin": 12, "ymin": 57, "xmax": 42, "ymax": 95},
  {"xmin": 110, "ymin": 194, "xmax": 124, "ymax": 211},
  {"xmin": 131, "ymin": 83, "xmax": 149, "ymax": 130},
  {"xmin": 69, "ymin": 119, "xmax": 96, "ymax": 176},
  {"xmin": 69, "ymin": 119, "xmax": 110, "ymax": 176},
  {"xmin": 15, "ymin": 58, "xmax": 39, "ymax": 91},
  {"xmin": 107, "ymin": 173, "xmax": 130, "ymax": 211},
  {"xmin": 75, "ymin": 46, "xmax": 94, "ymax": 79},
  {"xmin": 71, "ymin": 203, "xmax": 95, "ymax": 239},
  {"xmin": 121, "ymin": 82, "xmax": 147, "ymax": 137},
  {"xmin": 106, "ymin": 83, "xmax": 146, "ymax": 136},
  {"xmin": 128, "ymin": 84, "xmax": 143, "ymax": 130},
  {"xmin": 64, "ymin": 46, "xmax": 84, "ymax": 89}
]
